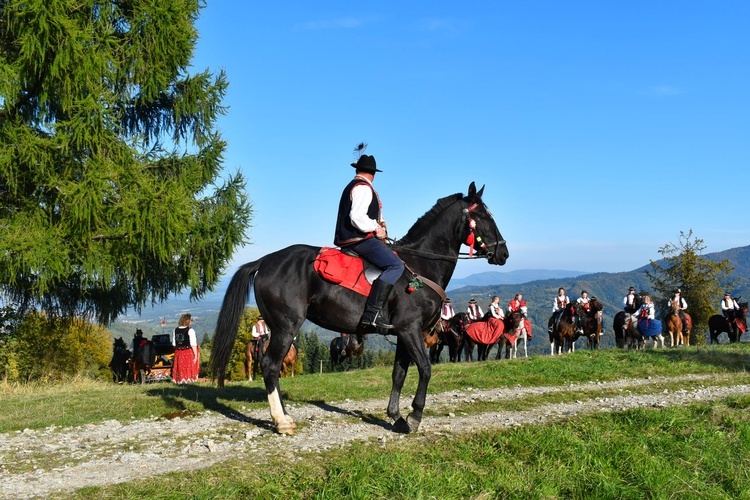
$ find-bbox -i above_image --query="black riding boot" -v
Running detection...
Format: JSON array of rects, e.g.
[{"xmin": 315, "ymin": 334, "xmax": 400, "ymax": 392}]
[{"xmin": 359, "ymin": 278, "xmax": 394, "ymax": 330}]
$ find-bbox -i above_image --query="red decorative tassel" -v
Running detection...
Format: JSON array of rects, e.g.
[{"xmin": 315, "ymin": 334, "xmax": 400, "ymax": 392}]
[{"xmin": 466, "ymin": 232, "xmax": 475, "ymax": 256}]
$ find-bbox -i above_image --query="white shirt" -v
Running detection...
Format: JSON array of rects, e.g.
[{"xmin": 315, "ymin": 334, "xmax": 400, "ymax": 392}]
[
  {"xmin": 623, "ymin": 293, "xmax": 636, "ymax": 307},
  {"xmin": 441, "ymin": 304, "xmax": 455, "ymax": 320},
  {"xmin": 489, "ymin": 303, "xmax": 505, "ymax": 319},
  {"xmin": 553, "ymin": 295, "xmax": 569, "ymax": 312},
  {"xmin": 349, "ymin": 176, "xmax": 382, "ymax": 233},
  {"xmin": 171, "ymin": 327, "xmax": 198, "ymax": 347},
  {"xmin": 252, "ymin": 321, "xmax": 269, "ymax": 339},
  {"xmin": 669, "ymin": 296, "xmax": 687, "ymax": 310},
  {"xmin": 640, "ymin": 303, "xmax": 656, "ymax": 320},
  {"xmin": 467, "ymin": 304, "xmax": 484, "ymax": 321},
  {"xmin": 721, "ymin": 298, "xmax": 739, "ymax": 311}
]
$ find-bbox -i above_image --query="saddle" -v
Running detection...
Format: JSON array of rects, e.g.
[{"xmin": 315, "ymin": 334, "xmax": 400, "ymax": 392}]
[{"xmin": 313, "ymin": 247, "xmax": 387, "ymax": 296}]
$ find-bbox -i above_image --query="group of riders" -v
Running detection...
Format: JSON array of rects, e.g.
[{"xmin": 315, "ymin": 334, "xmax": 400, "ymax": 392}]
[
  {"xmin": 546, "ymin": 287, "xmax": 604, "ymax": 336},
  {"xmin": 438, "ymin": 286, "xmax": 743, "ymax": 345},
  {"xmin": 439, "ymin": 293, "xmax": 530, "ymax": 337}
]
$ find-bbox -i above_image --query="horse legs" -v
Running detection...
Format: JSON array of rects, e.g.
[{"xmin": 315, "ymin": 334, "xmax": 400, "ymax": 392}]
[
  {"xmin": 389, "ymin": 330, "xmax": 432, "ymax": 434},
  {"xmin": 262, "ymin": 332, "xmax": 298, "ymax": 435}
]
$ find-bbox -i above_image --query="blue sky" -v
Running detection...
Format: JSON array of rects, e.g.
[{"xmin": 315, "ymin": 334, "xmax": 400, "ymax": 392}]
[{"xmin": 191, "ymin": 1, "xmax": 750, "ymax": 280}]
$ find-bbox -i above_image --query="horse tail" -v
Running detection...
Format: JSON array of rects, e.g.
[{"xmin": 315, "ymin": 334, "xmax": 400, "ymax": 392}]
[{"xmin": 211, "ymin": 260, "xmax": 261, "ymax": 387}]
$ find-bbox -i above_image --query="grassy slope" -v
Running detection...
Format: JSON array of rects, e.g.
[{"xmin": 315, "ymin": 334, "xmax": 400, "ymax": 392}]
[{"xmin": 3, "ymin": 344, "xmax": 750, "ymax": 498}]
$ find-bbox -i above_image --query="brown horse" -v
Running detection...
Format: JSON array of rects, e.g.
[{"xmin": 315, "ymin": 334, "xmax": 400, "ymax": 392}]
[
  {"xmin": 664, "ymin": 299, "xmax": 692, "ymax": 347},
  {"xmin": 244, "ymin": 336, "xmax": 265, "ymax": 381},
  {"xmin": 330, "ymin": 335, "xmax": 365, "ymax": 370},
  {"xmin": 708, "ymin": 301, "xmax": 749, "ymax": 344},
  {"xmin": 549, "ymin": 302, "xmax": 580, "ymax": 355},
  {"xmin": 246, "ymin": 336, "xmax": 297, "ymax": 380},
  {"xmin": 281, "ymin": 343, "xmax": 298, "ymax": 377},
  {"xmin": 581, "ymin": 297, "xmax": 604, "ymax": 350},
  {"xmin": 423, "ymin": 321, "xmax": 442, "ymax": 362}
]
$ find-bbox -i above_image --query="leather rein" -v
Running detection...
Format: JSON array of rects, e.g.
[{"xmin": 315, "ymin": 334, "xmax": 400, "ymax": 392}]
[{"xmin": 388, "ymin": 201, "xmax": 505, "ymax": 262}]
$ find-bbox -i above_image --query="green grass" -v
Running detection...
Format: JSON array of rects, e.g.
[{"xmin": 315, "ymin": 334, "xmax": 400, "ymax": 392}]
[
  {"xmin": 2, "ymin": 344, "xmax": 749, "ymax": 433},
  {"xmin": 69, "ymin": 395, "xmax": 750, "ymax": 499}
]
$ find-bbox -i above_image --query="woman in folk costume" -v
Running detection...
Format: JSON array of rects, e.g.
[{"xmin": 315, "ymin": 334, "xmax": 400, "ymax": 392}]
[
  {"xmin": 467, "ymin": 298, "xmax": 484, "ymax": 322},
  {"xmin": 171, "ymin": 313, "xmax": 200, "ymax": 384},
  {"xmin": 488, "ymin": 295, "xmax": 505, "ymax": 320},
  {"xmin": 548, "ymin": 287, "xmax": 570, "ymax": 334},
  {"xmin": 334, "ymin": 143, "xmax": 404, "ymax": 331},
  {"xmin": 575, "ymin": 290, "xmax": 591, "ymax": 333},
  {"xmin": 507, "ymin": 293, "xmax": 527, "ymax": 317},
  {"xmin": 637, "ymin": 295, "xmax": 662, "ymax": 337}
]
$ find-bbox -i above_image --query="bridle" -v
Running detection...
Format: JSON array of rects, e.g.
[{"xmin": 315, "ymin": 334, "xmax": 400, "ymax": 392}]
[{"xmin": 391, "ymin": 200, "xmax": 506, "ymax": 261}]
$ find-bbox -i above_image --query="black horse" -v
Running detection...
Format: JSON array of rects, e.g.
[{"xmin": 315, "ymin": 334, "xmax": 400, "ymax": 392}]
[
  {"xmin": 109, "ymin": 337, "xmax": 131, "ymax": 383},
  {"xmin": 708, "ymin": 300, "xmax": 749, "ymax": 344},
  {"xmin": 614, "ymin": 293, "xmax": 643, "ymax": 349},
  {"xmin": 429, "ymin": 315, "xmax": 465, "ymax": 363},
  {"xmin": 581, "ymin": 297, "xmax": 604, "ymax": 350},
  {"xmin": 211, "ymin": 182, "xmax": 508, "ymax": 435}
]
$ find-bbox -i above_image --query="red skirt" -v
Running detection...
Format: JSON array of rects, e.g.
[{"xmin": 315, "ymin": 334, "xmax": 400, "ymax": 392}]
[{"xmin": 173, "ymin": 347, "xmax": 200, "ymax": 384}]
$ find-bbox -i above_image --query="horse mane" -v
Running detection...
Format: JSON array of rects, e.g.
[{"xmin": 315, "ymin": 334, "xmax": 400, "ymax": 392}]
[{"xmin": 396, "ymin": 193, "xmax": 463, "ymax": 247}]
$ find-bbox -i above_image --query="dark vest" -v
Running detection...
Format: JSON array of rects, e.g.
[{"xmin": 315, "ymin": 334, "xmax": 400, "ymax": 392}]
[
  {"xmin": 174, "ymin": 326, "xmax": 191, "ymax": 349},
  {"xmin": 334, "ymin": 178, "xmax": 381, "ymax": 246}
]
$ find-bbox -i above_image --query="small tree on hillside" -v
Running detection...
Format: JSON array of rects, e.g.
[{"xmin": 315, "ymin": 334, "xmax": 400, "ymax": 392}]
[{"xmin": 645, "ymin": 230, "xmax": 735, "ymax": 342}]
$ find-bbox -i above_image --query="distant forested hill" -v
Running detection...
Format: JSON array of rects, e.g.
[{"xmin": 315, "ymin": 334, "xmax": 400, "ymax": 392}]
[
  {"xmin": 445, "ymin": 245, "xmax": 750, "ymax": 352},
  {"xmin": 446, "ymin": 269, "xmax": 585, "ymax": 290}
]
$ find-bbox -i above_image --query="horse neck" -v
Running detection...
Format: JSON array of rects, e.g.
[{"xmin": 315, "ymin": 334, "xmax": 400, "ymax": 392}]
[{"xmin": 393, "ymin": 196, "xmax": 465, "ymax": 289}]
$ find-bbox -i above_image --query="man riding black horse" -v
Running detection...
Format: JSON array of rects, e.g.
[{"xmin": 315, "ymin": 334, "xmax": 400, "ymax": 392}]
[{"xmin": 334, "ymin": 143, "xmax": 403, "ymax": 332}]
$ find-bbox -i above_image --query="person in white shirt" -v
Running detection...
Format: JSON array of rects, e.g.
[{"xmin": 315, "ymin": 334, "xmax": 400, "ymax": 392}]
[
  {"xmin": 488, "ymin": 295, "xmax": 505, "ymax": 320},
  {"xmin": 440, "ymin": 297, "xmax": 455, "ymax": 332},
  {"xmin": 334, "ymin": 144, "xmax": 404, "ymax": 331},
  {"xmin": 548, "ymin": 287, "xmax": 570, "ymax": 333},
  {"xmin": 668, "ymin": 289, "xmax": 689, "ymax": 335},
  {"xmin": 467, "ymin": 298, "xmax": 484, "ymax": 322},
  {"xmin": 721, "ymin": 291, "xmax": 740, "ymax": 324},
  {"xmin": 623, "ymin": 287, "xmax": 638, "ymax": 314}
]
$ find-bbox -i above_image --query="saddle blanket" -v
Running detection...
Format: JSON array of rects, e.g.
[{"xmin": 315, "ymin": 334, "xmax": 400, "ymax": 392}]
[
  {"xmin": 465, "ymin": 317, "xmax": 505, "ymax": 344},
  {"xmin": 737, "ymin": 318, "xmax": 748, "ymax": 334},
  {"xmin": 313, "ymin": 247, "xmax": 372, "ymax": 296}
]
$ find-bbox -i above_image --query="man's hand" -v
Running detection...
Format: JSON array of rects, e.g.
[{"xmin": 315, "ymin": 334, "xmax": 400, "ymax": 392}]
[{"xmin": 375, "ymin": 226, "xmax": 387, "ymax": 239}]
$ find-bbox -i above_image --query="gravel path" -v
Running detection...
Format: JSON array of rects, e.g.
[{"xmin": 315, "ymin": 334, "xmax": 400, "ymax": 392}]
[{"xmin": 2, "ymin": 373, "xmax": 748, "ymax": 499}]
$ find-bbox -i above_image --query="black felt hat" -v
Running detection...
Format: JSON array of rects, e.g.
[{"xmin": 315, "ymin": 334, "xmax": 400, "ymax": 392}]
[{"xmin": 351, "ymin": 154, "xmax": 381, "ymax": 173}]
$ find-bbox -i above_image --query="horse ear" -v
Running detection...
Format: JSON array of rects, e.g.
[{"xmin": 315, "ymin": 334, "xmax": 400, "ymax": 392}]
[
  {"xmin": 476, "ymin": 184, "xmax": 485, "ymax": 199},
  {"xmin": 467, "ymin": 182, "xmax": 477, "ymax": 199}
]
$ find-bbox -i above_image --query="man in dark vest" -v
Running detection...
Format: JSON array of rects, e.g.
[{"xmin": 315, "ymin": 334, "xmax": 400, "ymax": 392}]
[{"xmin": 334, "ymin": 146, "xmax": 404, "ymax": 331}]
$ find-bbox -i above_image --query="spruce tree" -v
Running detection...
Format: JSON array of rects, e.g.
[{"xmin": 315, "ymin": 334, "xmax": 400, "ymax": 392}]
[
  {"xmin": 646, "ymin": 230, "xmax": 735, "ymax": 340},
  {"xmin": 0, "ymin": 0, "xmax": 251, "ymax": 324}
]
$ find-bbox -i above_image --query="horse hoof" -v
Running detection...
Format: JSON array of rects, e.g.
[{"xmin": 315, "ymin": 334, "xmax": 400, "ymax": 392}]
[
  {"xmin": 392, "ymin": 417, "xmax": 412, "ymax": 434},
  {"xmin": 276, "ymin": 422, "xmax": 295, "ymax": 435},
  {"xmin": 285, "ymin": 415, "xmax": 297, "ymax": 429},
  {"xmin": 406, "ymin": 414, "xmax": 421, "ymax": 432}
]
